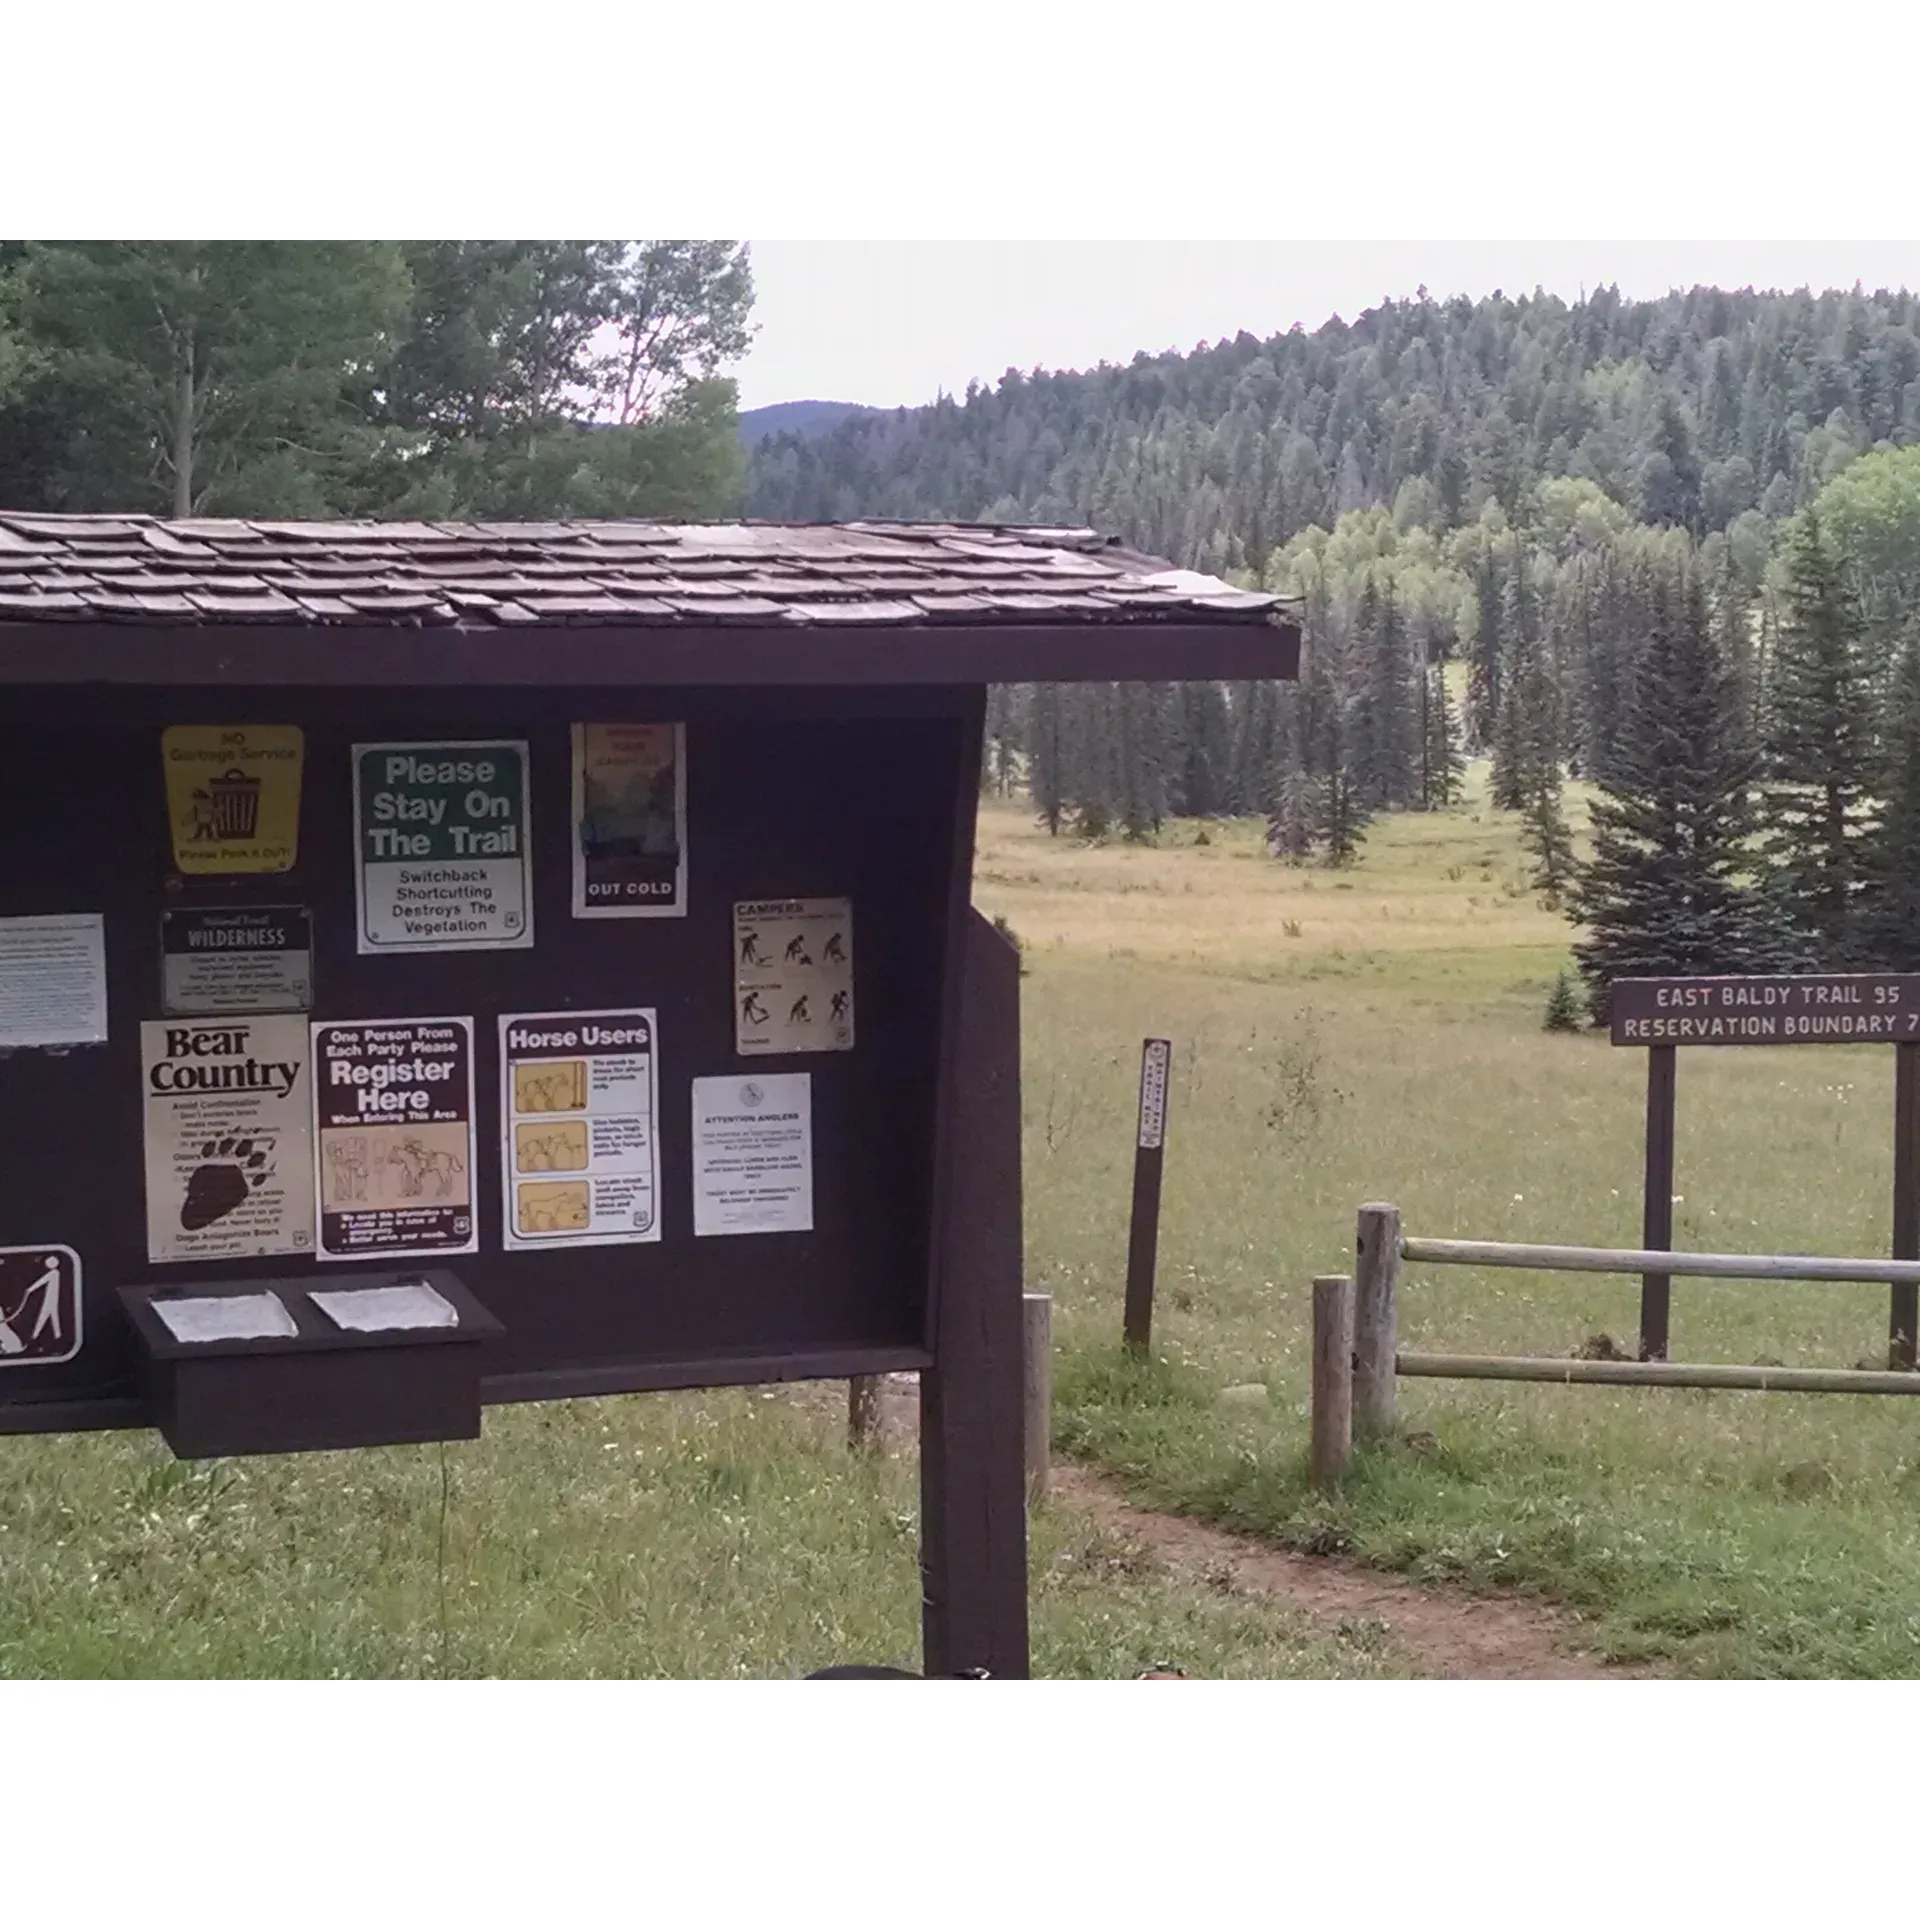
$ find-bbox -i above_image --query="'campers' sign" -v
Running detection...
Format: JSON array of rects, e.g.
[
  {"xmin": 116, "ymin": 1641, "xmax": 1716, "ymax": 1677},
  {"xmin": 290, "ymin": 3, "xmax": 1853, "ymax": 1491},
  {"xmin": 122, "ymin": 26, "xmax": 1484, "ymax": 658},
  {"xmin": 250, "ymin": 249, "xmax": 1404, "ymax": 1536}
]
[{"xmin": 1611, "ymin": 975, "xmax": 1920, "ymax": 1046}]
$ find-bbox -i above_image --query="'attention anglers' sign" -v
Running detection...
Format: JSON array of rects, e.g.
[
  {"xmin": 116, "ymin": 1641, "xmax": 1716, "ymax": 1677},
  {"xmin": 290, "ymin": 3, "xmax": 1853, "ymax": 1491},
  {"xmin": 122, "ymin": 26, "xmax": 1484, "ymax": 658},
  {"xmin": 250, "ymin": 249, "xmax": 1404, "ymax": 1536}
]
[
  {"xmin": 353, "ymin": 743, "xmax": 532, "ymax": 954},
  {"xmin": 1611, "ymin": 975, "xmax": 1920, "ymax": 1046}
]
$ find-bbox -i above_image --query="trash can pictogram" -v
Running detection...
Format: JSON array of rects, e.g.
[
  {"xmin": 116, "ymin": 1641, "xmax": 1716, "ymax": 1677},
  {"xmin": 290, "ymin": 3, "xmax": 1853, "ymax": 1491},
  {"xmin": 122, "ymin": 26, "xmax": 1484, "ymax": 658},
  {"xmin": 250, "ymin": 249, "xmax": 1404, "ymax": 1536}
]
[{"xmin": 205, "ymin": 766, "xmax": 262, "ymax": 841}]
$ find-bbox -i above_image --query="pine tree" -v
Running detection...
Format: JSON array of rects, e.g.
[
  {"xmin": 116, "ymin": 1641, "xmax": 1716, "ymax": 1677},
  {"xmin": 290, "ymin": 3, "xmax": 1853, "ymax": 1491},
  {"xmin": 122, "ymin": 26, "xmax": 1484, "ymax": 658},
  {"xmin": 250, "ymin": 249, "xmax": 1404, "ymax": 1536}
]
[
  {"xmin": 983, "ymin": 684, "xmax": 1019, "ymax": 796},
  {"xmin": 1520, "ymin": 757, "xmax": 1576, "ymax": 903},
  {"xmin": 1466, "ymin": 542, "xmax": 1504, "ymax": 752},
  {"xmin": 1759, "ymin": 512, "xmax": 1875, "ymax": 964},
  {"xmin": 1866, "ymin": 625, "xmax": 1920, "ymax": 966},
  {"xmin": 1114, "ymin": 682, "xmax": 1172, "ymax": 841},
  {"xmin": 1572, "ymin": 559, "xmax": 1771, "ymax": 1023},
  {"xmin": 1513, "ymin": 594, "xmax": 1572, "ymax": 899},
  {"xmin": 1363, "ymin": 574, "xmax": 1417, "ymax": 808},
  {"xmin": 1172, "ymin": 681, "xmax": 1232, "ymax": 816},
  {"xmin": 1067, "ymin": 683, "xmax": 1118, "ymax": 839},
  {"xmin": 1028, "ymin": 681, "xmax": 1067, "ymax": 835},
  {"xmin": 1228, "ymin": 680, "xmax": 1283, "ymax": 816},
  {"xmin": 1321, "ymin": 752, "xmax": 1368, "ymax": 867},
  {"xmin": 1421, "ymin": 667, "xmax": 1466, "ymax": 808},
  {"xmin": 1265, "ymin": 764, "xmax": 1319, "ymax": 861},
  {"xmin": 1490, "ymin": 547, "xmax": 1541, "ymax": 809}
]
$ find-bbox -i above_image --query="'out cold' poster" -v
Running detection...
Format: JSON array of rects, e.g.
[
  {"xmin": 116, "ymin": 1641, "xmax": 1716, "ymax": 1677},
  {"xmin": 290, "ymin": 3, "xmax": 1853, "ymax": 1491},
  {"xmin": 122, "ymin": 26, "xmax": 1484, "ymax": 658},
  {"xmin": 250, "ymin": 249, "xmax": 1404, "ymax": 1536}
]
[
  {"xmin": 312, "ymin": 1017, "xmax": 477, "ymax": 1261},
  {"xmin": 141, "ymin": 1015, "xmax": 315, "ymax": 1264},
  {"xmin": 500, "ymin": 1008, "xmax": 662, "ymax": 1249},
  {"xmin": 572, "ymin": 723, "xmax": 687, "ymax": 918},
  {"xmin": 353, "ymin": 743, "xmax": 532, "ymax": 954}
]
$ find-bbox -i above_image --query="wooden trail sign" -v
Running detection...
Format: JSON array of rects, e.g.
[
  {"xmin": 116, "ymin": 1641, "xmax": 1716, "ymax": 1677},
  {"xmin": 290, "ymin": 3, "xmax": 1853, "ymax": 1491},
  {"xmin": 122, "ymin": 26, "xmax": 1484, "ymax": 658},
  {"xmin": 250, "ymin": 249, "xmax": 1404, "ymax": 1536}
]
[
  {"xmin": 1610, "ymin": 975, "xmax": 1920, "ymax": 1367},
  {"xmin": 1611, "ymin": 974, "xmax": 1920, "ymax": 1046}
]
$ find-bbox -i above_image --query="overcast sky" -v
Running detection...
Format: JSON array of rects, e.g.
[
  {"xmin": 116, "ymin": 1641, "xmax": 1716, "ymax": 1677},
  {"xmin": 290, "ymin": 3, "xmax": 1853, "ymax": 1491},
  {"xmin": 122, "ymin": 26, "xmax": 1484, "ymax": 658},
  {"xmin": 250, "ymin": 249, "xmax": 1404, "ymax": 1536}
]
[{"xmin": 736, "ymin": 241, "xmax": 1920, "ymax": 414}]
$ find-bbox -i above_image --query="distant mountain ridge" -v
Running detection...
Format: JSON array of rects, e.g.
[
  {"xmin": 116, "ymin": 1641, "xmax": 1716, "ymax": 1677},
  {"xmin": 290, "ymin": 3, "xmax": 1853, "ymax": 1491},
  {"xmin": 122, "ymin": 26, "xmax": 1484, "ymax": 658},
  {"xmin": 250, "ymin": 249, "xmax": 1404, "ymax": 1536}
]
[{"xmin": 738, "ymin": 399, "xmax": 875, "ymax": 446}]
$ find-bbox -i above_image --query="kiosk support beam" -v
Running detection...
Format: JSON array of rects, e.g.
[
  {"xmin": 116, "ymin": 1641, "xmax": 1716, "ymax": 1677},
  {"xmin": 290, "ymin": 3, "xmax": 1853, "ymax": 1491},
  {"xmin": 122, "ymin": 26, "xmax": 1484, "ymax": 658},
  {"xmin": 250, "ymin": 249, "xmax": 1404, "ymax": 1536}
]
[{"xmin": 920, "ymin": 909, "xmax": 1030, "ymax": 1678}]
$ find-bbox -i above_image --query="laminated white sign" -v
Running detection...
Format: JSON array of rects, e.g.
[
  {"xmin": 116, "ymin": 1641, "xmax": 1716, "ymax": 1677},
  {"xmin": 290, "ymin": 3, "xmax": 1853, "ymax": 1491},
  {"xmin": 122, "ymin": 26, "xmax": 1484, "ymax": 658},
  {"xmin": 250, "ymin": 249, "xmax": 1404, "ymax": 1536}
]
[{"xmin": 691, "ymin": 1073, "xmax": 813, "ymax": 1237}]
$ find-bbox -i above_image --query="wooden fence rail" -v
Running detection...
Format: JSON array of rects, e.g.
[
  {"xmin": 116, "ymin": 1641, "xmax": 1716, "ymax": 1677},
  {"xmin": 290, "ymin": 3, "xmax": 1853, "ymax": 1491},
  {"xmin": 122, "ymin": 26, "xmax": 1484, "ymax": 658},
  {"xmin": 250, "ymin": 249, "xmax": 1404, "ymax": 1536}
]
[
  {"xmin": 1401, "ymin": 1238, "xmax": 1920, "ymax": 1286},
  {"xmin": 1309, "ymin": 1203, "xmax": 1920, "ymax": 1482}
]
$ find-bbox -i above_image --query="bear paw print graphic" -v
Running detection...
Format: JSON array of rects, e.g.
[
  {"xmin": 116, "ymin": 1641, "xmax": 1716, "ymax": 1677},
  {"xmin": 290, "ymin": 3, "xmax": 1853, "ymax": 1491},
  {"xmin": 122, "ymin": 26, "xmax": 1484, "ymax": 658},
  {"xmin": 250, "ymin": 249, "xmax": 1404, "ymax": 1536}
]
[{"xmin": 180, "ymin": 1137, "xmax": 274, "ymax": 1231}]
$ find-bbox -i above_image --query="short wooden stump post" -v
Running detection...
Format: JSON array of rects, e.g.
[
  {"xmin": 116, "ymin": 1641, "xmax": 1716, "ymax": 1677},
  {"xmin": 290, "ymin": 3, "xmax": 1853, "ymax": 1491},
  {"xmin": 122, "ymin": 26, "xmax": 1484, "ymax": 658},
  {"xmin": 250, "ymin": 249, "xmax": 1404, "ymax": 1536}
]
[
  {"xmin": 848, "ymin": 1375, "xmax": 883, "ymax": 1451},
  {"xmin": 1310, "ymin": 1275, "xmax": 1355, "ymax": 1490}
]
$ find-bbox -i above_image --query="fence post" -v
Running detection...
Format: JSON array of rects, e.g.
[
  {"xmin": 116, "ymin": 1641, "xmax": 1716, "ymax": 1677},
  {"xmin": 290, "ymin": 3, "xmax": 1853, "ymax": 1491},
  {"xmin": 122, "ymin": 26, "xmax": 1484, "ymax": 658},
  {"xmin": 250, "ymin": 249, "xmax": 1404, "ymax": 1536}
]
[
  {"xmin": 1022, "ymin": 1291, "xmax": 1052, "ymax": 1502},
  {"xmin": 848, "ymin": 1375, "xmax": 883, "ymax": 1450},
  {"xmin": 1310, "ymin": 1275, "xmax": 1355, "ymax": 1489},
  {"xmin": 1353, "ymin": 1202, "xmax": 1402, "ymax": 1437}
]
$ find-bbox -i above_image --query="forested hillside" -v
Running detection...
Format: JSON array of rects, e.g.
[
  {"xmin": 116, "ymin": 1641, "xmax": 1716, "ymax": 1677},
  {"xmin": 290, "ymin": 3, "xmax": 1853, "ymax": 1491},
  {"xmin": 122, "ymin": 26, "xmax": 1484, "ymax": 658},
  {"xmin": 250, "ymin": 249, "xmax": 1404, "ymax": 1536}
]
[
  {"xmin": 747, "ymin": 285, "xmax": 1920, "ymax": 566},
  {"xmin": 749, "ymin": 284, "xmax": 1920, "ymax": 1010}
]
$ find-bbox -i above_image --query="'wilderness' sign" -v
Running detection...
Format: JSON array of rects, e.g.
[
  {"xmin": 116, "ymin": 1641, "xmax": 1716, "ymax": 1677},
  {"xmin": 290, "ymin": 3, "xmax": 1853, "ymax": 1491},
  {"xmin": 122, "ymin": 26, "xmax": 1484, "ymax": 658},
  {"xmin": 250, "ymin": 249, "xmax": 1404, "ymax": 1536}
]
[{"xmin": 1611, "ymin": 975, "xmax": 1920, "ymax": 1046}]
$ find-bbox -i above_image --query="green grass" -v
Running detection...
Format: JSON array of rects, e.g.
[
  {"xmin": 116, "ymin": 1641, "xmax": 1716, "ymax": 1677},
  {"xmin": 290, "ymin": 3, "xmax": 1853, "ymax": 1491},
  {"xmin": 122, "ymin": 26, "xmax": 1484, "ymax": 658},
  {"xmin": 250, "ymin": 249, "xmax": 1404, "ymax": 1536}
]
[
  {"xmin": 981, "ymin": 771, "xmax": 1920, "ymax": 1678},
  {"xmin": 0, "ymin": 1383, "xmax": 1396, "ymax": 1679}
]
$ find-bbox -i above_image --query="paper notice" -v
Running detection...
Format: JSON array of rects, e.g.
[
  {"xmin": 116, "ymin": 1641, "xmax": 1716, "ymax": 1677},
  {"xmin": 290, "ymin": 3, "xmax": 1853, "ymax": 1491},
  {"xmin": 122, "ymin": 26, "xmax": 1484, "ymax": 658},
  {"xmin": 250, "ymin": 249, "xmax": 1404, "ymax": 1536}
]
[
  {"xmin": 309, "ymin": 1282, "xmax": 459, "ymax": 1333},
  {"xmin": 312, "ymin": 1016, "xmax": 478, "ymax": 1261},
  {"xmin": 572, "ymin": 723, "xmax": 687, "ymax": 917},
  {"xmin": 691, "ymin": 1073, "xmax": 813, "ymax": 1237},
  {"xmin": 140, "ymin": 1014, "xmax": 316, "ymax": 1265},
  {"xmin": 0, "ymin": 914, "xmax": 108, "ymax": 1049},
  {"xmin": 500, "ymin": 1008, "xmax": 662, "ymax": 1249},
  {"xmin": 733, "ymin": 898, "xmax": 853, "ymax": 1055},
  {"xmin": 151, "ymin": 1292, "xmax": 299, "ymax": 1344}
]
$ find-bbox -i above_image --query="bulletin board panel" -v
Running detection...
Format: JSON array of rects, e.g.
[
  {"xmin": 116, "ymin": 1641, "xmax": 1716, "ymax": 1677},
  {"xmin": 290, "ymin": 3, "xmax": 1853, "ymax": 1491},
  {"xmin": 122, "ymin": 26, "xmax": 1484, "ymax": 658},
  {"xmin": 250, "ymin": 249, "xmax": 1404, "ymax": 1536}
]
[{"xmin": 0, "ymin": 683, "xmax": 977, "ymax": 1434}]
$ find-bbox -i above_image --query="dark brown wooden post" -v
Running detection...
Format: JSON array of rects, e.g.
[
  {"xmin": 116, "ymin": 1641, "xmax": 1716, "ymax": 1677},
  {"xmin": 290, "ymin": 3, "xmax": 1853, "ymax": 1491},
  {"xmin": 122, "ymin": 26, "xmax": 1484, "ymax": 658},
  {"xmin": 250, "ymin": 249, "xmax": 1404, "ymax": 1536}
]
[
  {"xmin": 920, "ymin": 908, "xmax": 1030, "ymax": 1679},
  {"xmin": 1122, "ymin": 1036, "xmax": 1172, "ymax": 1354},
  {"xmin": 1640, "ymin": 1044, "xmax": 1678, "ymax": 1361},
  {"xmin": 1892, "ymin": 1042, "xmax": 1920, "ymax": 1369}
]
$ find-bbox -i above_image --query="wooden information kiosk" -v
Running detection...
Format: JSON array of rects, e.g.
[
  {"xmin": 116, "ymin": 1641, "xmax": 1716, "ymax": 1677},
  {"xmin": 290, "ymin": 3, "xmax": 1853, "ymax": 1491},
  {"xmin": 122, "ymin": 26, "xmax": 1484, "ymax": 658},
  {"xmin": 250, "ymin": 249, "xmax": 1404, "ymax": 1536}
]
[{"xmin": 0, "ymin": 513, "xmax": 1297, "ymax": 1675}]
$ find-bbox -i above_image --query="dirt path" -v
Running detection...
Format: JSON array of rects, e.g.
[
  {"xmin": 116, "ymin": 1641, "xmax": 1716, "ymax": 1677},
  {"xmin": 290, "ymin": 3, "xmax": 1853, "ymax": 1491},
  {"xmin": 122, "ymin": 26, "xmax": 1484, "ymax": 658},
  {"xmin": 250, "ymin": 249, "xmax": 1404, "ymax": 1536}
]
[
  {"xmin": 807, "ymin": 1374, "xmax": 1653, "ymax": 1680},
  {"xmin": 1051, "ymin": 1463, "xmax": 1648, "ymax": 1680}
]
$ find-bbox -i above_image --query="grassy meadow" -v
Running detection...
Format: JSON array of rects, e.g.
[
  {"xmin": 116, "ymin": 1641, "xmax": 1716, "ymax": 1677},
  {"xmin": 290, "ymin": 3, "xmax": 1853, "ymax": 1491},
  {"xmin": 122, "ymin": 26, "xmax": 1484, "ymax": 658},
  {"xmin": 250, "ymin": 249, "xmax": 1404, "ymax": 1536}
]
[
  {"xmin": 5, "ymin": 762, "xmax": 1918, "ymax": 1677},
  {"xmin": 980, "ymin": 770, "xmax": 1920, "ymax": 1677}
]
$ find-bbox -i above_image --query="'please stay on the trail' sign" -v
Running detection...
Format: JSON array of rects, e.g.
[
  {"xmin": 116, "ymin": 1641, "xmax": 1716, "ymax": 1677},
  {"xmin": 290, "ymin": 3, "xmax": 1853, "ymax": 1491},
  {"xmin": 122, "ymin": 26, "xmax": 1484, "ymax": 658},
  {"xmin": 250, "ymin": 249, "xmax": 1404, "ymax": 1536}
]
[
  {"xmin": 1611, "ymin": 975, "xmax": 1920, "ymax": 1046},
  {"xmin": 353, "ymin": 742, "xmax": 532, "ymax": 954}
]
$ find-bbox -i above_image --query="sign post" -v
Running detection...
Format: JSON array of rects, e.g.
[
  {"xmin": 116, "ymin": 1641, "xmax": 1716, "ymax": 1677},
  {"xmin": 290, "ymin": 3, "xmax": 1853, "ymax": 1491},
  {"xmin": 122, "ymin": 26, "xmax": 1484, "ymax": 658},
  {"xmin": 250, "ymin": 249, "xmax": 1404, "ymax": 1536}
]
[
  {"xmin": 1893, "ymin": 1045, "xmax": 1920, "ymax": 1368},
  {"xmin": 1122, "ymin": 1037, "xmax": 1171, "ymax": 1355},
  {"xmin": 1612, "ymin": 974, "xmax": 1920, "ymax": 1369}
]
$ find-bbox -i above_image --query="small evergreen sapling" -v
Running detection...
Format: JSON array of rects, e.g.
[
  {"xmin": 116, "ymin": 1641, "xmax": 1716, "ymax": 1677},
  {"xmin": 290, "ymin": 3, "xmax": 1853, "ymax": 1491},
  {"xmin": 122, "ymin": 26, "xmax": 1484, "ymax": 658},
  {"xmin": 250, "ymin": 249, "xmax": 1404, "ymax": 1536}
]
[{"xmin": 1543, "ymin": 970, "xmax": 1584, "ymax": 1032}]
